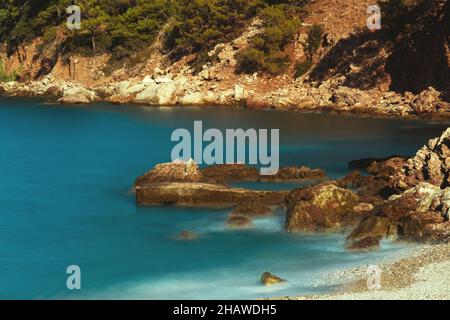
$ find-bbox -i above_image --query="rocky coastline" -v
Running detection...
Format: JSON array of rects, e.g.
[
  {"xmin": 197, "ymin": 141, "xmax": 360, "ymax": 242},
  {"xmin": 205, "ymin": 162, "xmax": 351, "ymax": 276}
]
[
  {"xmin": 1, "ymin": 76, "xmax": 449, "ymax": 120},
  {"xmin": 135, "ymin": 128, "xmax": 450, "ymax": 255}
]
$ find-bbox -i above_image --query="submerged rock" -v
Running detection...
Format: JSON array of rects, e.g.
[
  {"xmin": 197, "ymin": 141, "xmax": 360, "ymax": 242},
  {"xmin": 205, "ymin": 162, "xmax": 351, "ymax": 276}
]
[
  {"xmin": 230, "ymin": 202, "xmax": 273, "ymax": 218},
  {"xmin": 174, "ymin": 230, "xmax": 199, "ymax": 241},
  {"xmin": 225, "ymin": 216, "xmax": 254, "ymax": 229},
  {"xmin": 346, "ymin": 236, "xmax": 380, "ymax": 252},
  {"xmin": 260, "ymin": 272, "xmax": 286, "ymax": 286}
]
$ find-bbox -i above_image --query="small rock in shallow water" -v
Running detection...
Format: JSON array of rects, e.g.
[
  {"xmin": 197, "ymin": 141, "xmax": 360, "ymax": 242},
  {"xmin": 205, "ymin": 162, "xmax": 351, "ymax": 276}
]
[
  {"xmin": 225, "ymin": 216, "xmax": 254, "ymax": 229},
  {"xmin": 174, "ymin": 230, "xmax": 198, "ymax": 240},
  {"xmin": 229, "ymin": 202, "xmax": 273, "ymax": 218},
  {"xmin": 261, "ymin": 272, "xmax": 286, "ymax": 286},
  {"xmin": 346, "ymin": 236, "xmax": 381, "ymax": 252}
]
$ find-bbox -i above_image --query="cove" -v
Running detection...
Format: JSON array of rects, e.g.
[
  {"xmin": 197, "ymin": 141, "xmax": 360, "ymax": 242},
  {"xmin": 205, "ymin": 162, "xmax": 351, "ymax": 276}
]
[{"xmin": 0, "ymin": 97, "xmax": 448, "ymax": 300}]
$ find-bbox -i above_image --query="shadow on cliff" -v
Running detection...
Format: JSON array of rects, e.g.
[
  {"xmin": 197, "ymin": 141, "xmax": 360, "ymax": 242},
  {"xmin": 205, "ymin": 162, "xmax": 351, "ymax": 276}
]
[{"xmin": 309, "ymin": 0, "xmax": 449, "ymax": 101}]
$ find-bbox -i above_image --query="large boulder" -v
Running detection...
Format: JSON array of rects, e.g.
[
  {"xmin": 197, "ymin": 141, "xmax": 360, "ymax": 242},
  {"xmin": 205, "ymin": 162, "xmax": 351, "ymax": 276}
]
[
  {"xmin": 179, "ymin": 92, "xmax": 204, "ymax": 105},
  {"xmin": 286, "ymin": 183, "xmax": 360, "ymax": 232},
  {"xmin": 154, "ymin": 82, "xmax": 176, "ymax": 105},
  {"xmin": 409, "ymin": 87, "xmax": 442, "ymax": 114},
  {"xmin": 134, "ymin": 83, "xmax": 159, "ymax": 104},
  {"xmin": 58, "ymin": 93, "xmax": 90, "ymax": 104},
  {"xmin": 347, "ymin": 216, "xmax": 391, "ymax": 242},
  {"xmin": 59, "ymin": 86, "xmax": 97, "ymax": 104}
]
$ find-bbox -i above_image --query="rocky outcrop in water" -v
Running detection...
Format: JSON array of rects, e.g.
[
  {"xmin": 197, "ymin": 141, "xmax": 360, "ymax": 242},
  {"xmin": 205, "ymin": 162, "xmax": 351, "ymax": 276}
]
[
  {"xmin": 135, "ymin": 181, "xmax": 288, "ymax": 208},
  {"xmin": 225, "ymin": 216, "xmax": 254, "ymax": 229},
  {"xmin": 135, "ymin": 160, "xmax": 288, "ymax": 208},
  {"xmin": 285, "ymin": 182, "xmax": 360, "ymax": 232},
  {"xmin": 135, "ymin": 159, "xmax": 203, "ymax": 185},
  {"xmin": 347, "ymin": 182, "xmax": 450, "ymax": 248},
  {"xmin": 260, "ymin": 272, "xmax": 286, "ymax": 286},
  {"xmin": 136, "ymin": 161, "xmax": 326, "ymax": 186}
]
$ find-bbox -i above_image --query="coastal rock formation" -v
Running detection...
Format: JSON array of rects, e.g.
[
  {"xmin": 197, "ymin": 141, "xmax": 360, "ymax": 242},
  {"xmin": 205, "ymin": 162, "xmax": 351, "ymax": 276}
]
[
  {"xmin": 347, "ymin": 182, "xmax": 450, "ymax": 248},
  {"xmin": 134, "ymin": 161, "xmax": 326, "ymax": 208},
  {"xmin": 286, "ymin": 182, "xmax": 360, "ymax": 232},
  {"xmin": 135, "ymin": 159, "xmax": 203, "ymax": 185},
  {"xmin": 135, "ymin": 182, "xmax": 287, "ymax": 208},
  {"xmin": 201, "ymin": 164, "xmax": 260, "ymax": 183},
  {"xmin": 260, "ymin": 272, "xmax": 286, "ymax": 286},
  {"xmin": 391, "ymin": 128, "xmax": 450, "ymax": 190},
  {"xmin": 346, "ymin": 236, "xmax": 381, "ymax": 252},
  {"xmin": 58, "ymin": 86, "xmax": 98, "ymax": 104},
  {"xmin": 58, "ymin": 93, "xmax": 90, "ymax": 104},
  {"xmin": 260, "ymin": 166, "xmax": 326, "ymax": 182}
]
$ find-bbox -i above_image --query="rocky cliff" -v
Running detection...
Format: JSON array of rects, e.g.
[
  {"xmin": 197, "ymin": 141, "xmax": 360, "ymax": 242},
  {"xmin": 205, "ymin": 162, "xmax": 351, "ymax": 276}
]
[{"xmin": 0, "ymin": 0, "xmax": 449, "ymax": 118}]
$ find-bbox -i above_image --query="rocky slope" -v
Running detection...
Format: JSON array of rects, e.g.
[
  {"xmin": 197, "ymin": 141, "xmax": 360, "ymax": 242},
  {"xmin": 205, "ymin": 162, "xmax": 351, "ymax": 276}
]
[{"xmin": 1, "ymin": 0, "xmax": 449, "ymax": 118}]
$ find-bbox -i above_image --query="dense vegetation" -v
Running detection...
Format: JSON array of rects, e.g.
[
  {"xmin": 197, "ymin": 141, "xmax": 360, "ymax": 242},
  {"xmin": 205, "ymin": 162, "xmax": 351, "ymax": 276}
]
[{"xmin": 0, "ymin": 1, "xmax": 309, "ymax": 70}]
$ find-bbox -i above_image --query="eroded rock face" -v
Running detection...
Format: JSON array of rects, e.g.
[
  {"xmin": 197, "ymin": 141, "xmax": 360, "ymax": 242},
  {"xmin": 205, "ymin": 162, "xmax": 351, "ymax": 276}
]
[
  {"xmin": 135, "ymin": 182, "xmax": 288, "ymax": 208},
  {"xmin": 135, "ymin": 159, "xmax": 203, "ymax": 185},
  {"xmin": 58, "ymin": 93, "xmax": 90, "ymax": 104},
  {"xmin": 392, "ymin": 128, "xmax": 450, "ymax": 189},
  {"xmin": 229, "ymin": 202, "xmax": 273, "ymax": 217},
  {"xmin": 410, "ymin": 87, "xmax": 444, "ymax": 114},
  {"xmin": 260, "ymin": 272, "xmax": 286, "ymax": 286},
  {"xmin": 201, "ymin": 164, "xmax": 259, "ymax": 183},
  {"xmin": 347, "ymin": 216, "xmax": 391, "ymax": 243},
  {"xmin": 260, "ymin": 166, "xmax": 326, "ymax": 182},
  {"xmin": 348, "ymin": 182, "xmax": 450, "ymax": 248},
  {"xmin": 286, "ymin": 182, "xmax": 360, "ymax": 232}
]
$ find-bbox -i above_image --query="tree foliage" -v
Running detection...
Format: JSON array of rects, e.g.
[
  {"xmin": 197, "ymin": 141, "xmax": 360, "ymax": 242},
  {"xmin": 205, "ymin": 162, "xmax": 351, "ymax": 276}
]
[{"xmin": 0, "ymin": 0, "xmax": 308, "ymax": 73}]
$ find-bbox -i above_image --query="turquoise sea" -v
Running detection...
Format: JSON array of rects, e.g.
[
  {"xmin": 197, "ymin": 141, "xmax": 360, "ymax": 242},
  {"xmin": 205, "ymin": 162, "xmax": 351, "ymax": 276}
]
[{"xmin": 0, "ymin": 97, "xmax": 448, "ymax": 299}]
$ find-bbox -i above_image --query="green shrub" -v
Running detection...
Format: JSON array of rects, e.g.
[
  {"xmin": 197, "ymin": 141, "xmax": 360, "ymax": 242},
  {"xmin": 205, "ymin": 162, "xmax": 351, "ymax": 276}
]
[
  {"xmin": 236, "ymin": 5, "xmax": 301, "ymax": 75},
  {"xmin": 0, "ymin": 61, "xmax": 20, "ymax": 82},
  {"xmin": 263, "ymin": 52, "xmax": 290, "ymax": 75},
  {"xmin": 236, "ymin": 48, "xmax": 265, "ymax": 74},
  {"xmin": 305, "ymin": 24, "xmax": 324, "ymax": 60},
  {"xmin": 294, "ymin": 59, "xmax": 312, "ymax": 78}
]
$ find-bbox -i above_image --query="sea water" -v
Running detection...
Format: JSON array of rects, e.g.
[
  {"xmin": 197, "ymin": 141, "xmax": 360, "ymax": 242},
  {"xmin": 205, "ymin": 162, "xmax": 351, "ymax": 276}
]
[{"xmin": 0, "ymin": 97, "xmax": 448, "ymax": 299}]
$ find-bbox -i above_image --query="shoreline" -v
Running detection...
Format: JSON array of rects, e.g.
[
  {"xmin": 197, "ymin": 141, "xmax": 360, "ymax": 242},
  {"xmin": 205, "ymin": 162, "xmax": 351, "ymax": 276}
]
[
  {"xmin": 1, "ymin": 93, "xmax": 450, "ymax": 122},
  {"xmin": 276, "ymin": 243, "xmax": 450, "ymax": 300}
]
